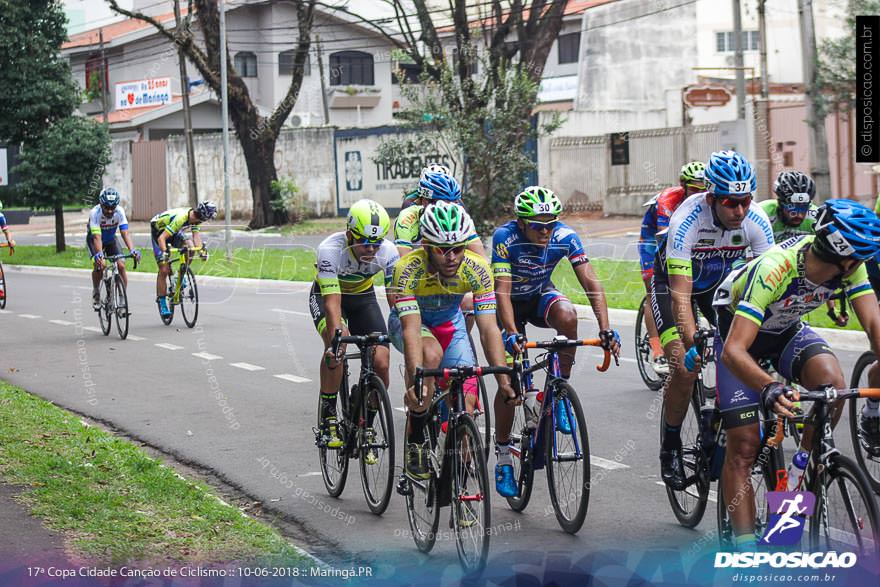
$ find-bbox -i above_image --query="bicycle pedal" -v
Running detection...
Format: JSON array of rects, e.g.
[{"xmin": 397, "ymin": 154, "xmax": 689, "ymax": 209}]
[{"xmin": 396, "ymin": 475, "xmax": 412, "ymax": 496}]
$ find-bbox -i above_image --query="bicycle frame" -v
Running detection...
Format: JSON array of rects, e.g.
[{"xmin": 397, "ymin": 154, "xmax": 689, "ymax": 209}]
[
  {"xmin": 166, "ymin": 245, "xmax": 203, "ymax": 305},
  {"xmin": 331, "ymin": 330, "xmax": 386, "ymax": 457}
]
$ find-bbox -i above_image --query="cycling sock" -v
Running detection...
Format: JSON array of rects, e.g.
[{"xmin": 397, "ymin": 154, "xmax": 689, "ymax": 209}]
[
  {"xmin": 649, "ymin": 336, "xmax": 663, "ymax": 357},
  {"xmin": 408, "ymin": 411, "xmax": 427, "ymax": 444},
  {"xmin": 495, "ymin": 441, "xmax": 512, "ymax": 467},
  {"xmin": 662, "ymin": 421, "xmax": 682, "ymax": 450},
  {"xmin": 320, "ymin": 393, "xmax": 338, "ymax": 420},
  {"xmin": 864, "ymin": 399, "xmax": 880, "ymax": 415},
  {"xmin": 734, "ymin": 533, "xmax": 757, "ymax": 551}
]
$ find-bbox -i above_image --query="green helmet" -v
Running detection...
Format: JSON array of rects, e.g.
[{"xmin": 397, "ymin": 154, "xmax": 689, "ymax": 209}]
[
  {"xmin": 420, "ymin": 201, "xmax": 474, "ymax": 245},
  {"xmin": 347, "ymin": 199, "xmax": 390, "ymax": 240},
  {"xmin": 679, "ymin": 161, "xmax": 707, "ymax": 184},
  {"xmin": 514, "ymin": 186, "xmax": 562, "ymax": 218}
]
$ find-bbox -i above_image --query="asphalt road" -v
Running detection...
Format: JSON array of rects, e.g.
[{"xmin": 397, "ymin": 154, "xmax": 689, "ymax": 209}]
[{"xmin": 0, "ymin": 268, "xmax": 872, "ymax": 582}]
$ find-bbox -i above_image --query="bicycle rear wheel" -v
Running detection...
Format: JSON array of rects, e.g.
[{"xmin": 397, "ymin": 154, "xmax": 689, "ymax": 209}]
[
  {"xmin": 661, "ymin": 386, "xmax": 710, "ymax": 528},
  {"xmin": 114, "ymin": 275, "xmax": 129, "ymax": 340},
  {"xmin": 0, "ymin": 261, "xmax": 7, "ymax": 309},
  {"xmin": 506, "ymin": 405, "xmax": 534, "ymax": 512},
  {"xmin": 180, "ymin": 267, "xmax": 199, "ymax": 328},
  {"xmin": 809, "ymin": 453, "xmax": 880, "ymax": 559},
  {"xmin": 359, "ymin": 375, "xmax": 395, "ymax": 515},
  {"xmin": 160, "ymin": 273, "xmax": 174, "ymax": 325},
  {"xmin": 850, "ymin": 351, "xmax": 880, "ymax": 494},
  {"xmin": 545, "ymin": 381, "xmax": 590, "ymax": 534},
  {"xmin": 451, "ymin": 414, "xmax": 490, "ymax": 574},
  {"xmin": 636, "ymin": 295, "xmax": 664, "ymax": 391},
  {"xmin": 98, "ymin": 277, "xmax": 112, "ymax": 335}
]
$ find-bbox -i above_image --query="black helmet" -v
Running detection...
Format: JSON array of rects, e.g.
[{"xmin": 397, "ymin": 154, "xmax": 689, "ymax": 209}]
[{"xmin": 773, "ymin": 171, "xmax": 815, "ymax": 205}]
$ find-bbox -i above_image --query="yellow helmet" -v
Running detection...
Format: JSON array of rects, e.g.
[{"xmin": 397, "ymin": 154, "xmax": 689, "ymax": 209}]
[{"xmin": 347, "ymin": 199, "xmax": 391, "ymax": 240}]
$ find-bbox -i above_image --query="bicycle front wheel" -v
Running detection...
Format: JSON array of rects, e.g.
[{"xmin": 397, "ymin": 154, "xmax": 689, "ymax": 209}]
[
  {"xmin": 180, "ymin": 267, "xmax": 199, "ymax": 328},
  {"xmin": 114, "ymin": 275, "xmax": 129, "ymax": 340},
  {"xmin": 450, "ymin": 414, "xmax": 490, "ymax": 574},
  {"xmin": 98, "ymin": 278, "xmax": 112, "ymax": 335},
  {"xmin": 661, "ymin": 386, "xmax": 709, "ymax": 528},
  {"xmin": 0, "ymin": 261, "xmax": 7, "ymax": 309},
  {"xmin": 506, "ymin": 404, "xmax": 534, "ymax": 512},
  {"xmin": 545, "ymin": 381, "xmax": 590, "ymax": 534},
  {"xmin": 404, "ymin": 418, "xmax": 440, "ymax": 554},
  {"xmin": 466, "ymin": 331, "xmax": 492, "ymax": 460},
  {"xmin": 160, "ymin": 273, "xmax": 174, "ymax": 325},
  {"xmin": 317, "ymin": 392, "xmax": 349, "ymax": 498},
  {"xmin": 850, "ymin": 351, "xmax": 880, "ymax": 494},
  {"xmin": 636, "ymin": 295, "xmax": 664, "ymax": 391},
  {"xmin": 359, "ymin": 375, "xmax": 394, "ymax": 515},
  {"xmin": 809, "ymin": 453, "xmax": 880, "ymax": 559}
]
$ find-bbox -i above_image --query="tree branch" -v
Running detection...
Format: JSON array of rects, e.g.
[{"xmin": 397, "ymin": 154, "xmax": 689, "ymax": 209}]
[{"xmin": 268, "ymin": 0, "xmax": 316, "ymax": 137}]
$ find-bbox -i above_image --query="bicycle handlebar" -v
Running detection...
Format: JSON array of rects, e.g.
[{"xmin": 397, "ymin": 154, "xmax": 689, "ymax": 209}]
[
  {"xmin": 790, "ymin": 387, "xmax": 880, "ymax": 403},
  {"xmin": 330, "ymin": 328, "xmax": 389, "ymax": 357},
  {"xmin": 524, "ymin": 337, "xmax": 611, "ymax": 372},
  {"xmin": 413, "ymin": 364, "xmax": 515, "ymax": 407},
  {"xmin": 105, "ymin": 252, "xmax": 139, "ymax": 270}
]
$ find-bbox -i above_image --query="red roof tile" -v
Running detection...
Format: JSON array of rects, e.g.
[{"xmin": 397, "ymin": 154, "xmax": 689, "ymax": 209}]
[{"xmin": 64, "ymin": 9, "xmax": 186, "ymax": 51}]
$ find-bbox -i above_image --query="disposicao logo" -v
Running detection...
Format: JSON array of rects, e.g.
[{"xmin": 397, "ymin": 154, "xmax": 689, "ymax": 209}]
[{"xmin": 762, "ymin": 491, "xmax": 816, "ymax": 546}]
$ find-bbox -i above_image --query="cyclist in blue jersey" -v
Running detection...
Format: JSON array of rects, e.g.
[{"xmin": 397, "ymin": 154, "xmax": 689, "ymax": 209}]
[
  {"xmin": 0, "ymin": 201, "xmax": 15, "ymax": 302},
  {"xmin": 491, "ymin": 186, "xmax": 620, "ymax": 497},
  {"xmin": 654, "ymin": 151, "xmax": 774, "ymax": 490},
  {"xmin": 87, "ymin": 188, "xmax": 140, "ymax": 309}
]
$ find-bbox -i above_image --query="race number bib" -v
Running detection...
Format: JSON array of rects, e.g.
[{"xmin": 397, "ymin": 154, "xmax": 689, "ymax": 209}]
[
  {"xmin": 727, "ymin": 180, "xmax": 751, "ymax": 194},
  {"xmin": 533, "ymin": 202, "xmax": 553, "ymax": 214},
  {"xmin": 825, "ymin": 231, "xmax": 856, "ymax": 256}
]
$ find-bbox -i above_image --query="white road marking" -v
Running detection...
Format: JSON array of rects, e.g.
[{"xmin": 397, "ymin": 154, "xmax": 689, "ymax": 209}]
[
  {"xmin": 590, "ymin": 456, "xmax": 630, "ymax": 470},
  {"xmin": 126, "ymin": 335, "xmax": 145, "ymax": 341},
  {"xmin": 0, "ymin": 310, "xmax": 11, "ymax": 314},
  {"xmin": 49, "ymin": 319, "xmax": 74, "ymax": 326},
  {"xmin": 230, "ymin": 362, "xmax": 265, "ymax": 371},
  {"xmin": 655, "ymin": 481, "xmax": 717, "ymax": 503},
  {"xmin": 394, "ymin": 407, "xmax": 406, "ymax": 413},
  {"xmin": 299, "ymin": 472, "xmax": 323, "ymax": 477},
  {"xmin": 18, "ymin": 314, "xmax": 41, "ymax": 319},
  {"xmin": 271, "ymin": 308, "xmax": 311, "ymax": 317},
  {"xmin": 193, "ymin": 352, "xmax": 223, "ymax": 361},
  {"xmin": 83, "ymin": 326, "xmax": 103, "ymax": 333},
  {"xmin": 155, "ymin": 343, "xmax": 184, "ymax": 351},
  {"xmin": 274, "ymin": 373, "xmax": 311, "ymax": 383},
  {"xmin": 60, "ymin": 285, "xmax": 92, "ymax": 290}
]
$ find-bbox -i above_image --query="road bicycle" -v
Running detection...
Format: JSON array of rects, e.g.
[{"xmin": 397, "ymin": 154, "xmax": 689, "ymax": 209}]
[
  {"xmin": 850, "ymin": 350, "xmax": 880, "ymax": 494},
  {"xmin": 0, "ymin": 242, "xmax": 12, "ymax": 309},
  {"xmin": 159, "ymin": 245, "xmax": 204, "ymax": 328},
  {"xmin": 505, "ymin": 335, "xmax": 611, "ymax": 534},
  {"xmin": 464, "ymin": 312, "xmax": 493, "ymax": 460},
  {"xmin": 398, "ymin": 364, "xmax": 509, "ymax": 574},
  {"xmin": 314, "ymin": 330, "xmax": 395, "ymax": 515},
  {"xmin": 95, "ymin": 252, "xmax": 138, "ymax": 340}
]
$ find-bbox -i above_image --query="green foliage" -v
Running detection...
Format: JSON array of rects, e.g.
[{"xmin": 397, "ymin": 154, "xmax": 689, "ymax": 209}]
[
  {"xmin": 376, "ymin": 55, "xmax": 561, "ymax": 235},
  {"xmin": 815, "ymin": 0, "xmax": 880, "ymax": 115},
  {"xmin": 15, "ymin": 117, "xmax": 110, "ymax": 209},
  {"xmin": 0, "ymin": 0, "xmax": 80, "ymax": 146},
  {"xmin": 270, "ymin": 176, "xmax": 312, "ymax": 224},
  {"xmin": 84, "ymin": 70, "xmax": 104, "ymax": 103}
]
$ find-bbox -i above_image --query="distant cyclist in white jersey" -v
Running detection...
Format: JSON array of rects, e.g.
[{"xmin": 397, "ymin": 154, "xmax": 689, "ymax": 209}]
[{"xmin": 87, "ymin": 188, "xmax": 141, "ymax": 309}]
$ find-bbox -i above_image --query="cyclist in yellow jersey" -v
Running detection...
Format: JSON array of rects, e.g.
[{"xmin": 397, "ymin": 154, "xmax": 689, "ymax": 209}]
[
  {"xmin": 310, "ymin": 200, "xmax": 399, "ymax": 450},
  {"xmin": 151, "ymin": 201, "xmax": 216, "ymax": 317},
  {"xmin": 389, "ymin": 201, "xmax": 514, "ymax": 480}
]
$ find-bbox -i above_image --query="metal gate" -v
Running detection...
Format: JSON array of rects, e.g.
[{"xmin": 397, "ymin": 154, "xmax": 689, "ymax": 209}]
[{"xmin": 131, "ymin": 140, "xmax": 167, "ymax": 220}]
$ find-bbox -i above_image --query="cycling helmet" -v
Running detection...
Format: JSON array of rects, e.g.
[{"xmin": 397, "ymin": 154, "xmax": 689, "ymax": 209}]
[
  {"xmin": 419, "ymin": 162, "xmax": 451, "ymax": 182},
  {"xmin": 401, "ymin": 189, "xmax": 420, "ymax": 210},
  {"xmin": 99, "ymin": 187, "xmax": 121, "ymax": 207},
  {"xmin": 704, "ymin": 150, "xmax": 756, "ymax": 196},
  {"xmin": 679, "ymin": 161, "xmax": 706, "ymax": 184},
  {"xmin": 774, "ymin": 171, "xmax": 816, "ymax": 204},
  {"xmin": 418, "ymin": 171, "xmax": 462, "ymax": 201},
  {"xmin": 515, "ymin": 186, "xmax": 563, "ymax": 218},
  {"xmin": 195, "ymin": 201, "xmax": 218, "ymax": 220},
  {"xmin": 420, "ymin": 201, "xmax": 474, "ymax": 245},
  {"xmin": 347, "ymin": 198, "xmax": 390, "ymax": 240},
  {"xmin": 812, "ymin": 199, "xmax": 880, "ymax": 261}
]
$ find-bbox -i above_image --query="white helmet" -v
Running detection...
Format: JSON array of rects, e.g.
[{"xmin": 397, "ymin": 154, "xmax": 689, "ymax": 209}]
[
  {"xmin": 419, "ymin": 162, "xmax": 451, "ymax": 182},
  {"xmin": 419, "ymin": 201, "xmax": 474, "ymax": 246}
]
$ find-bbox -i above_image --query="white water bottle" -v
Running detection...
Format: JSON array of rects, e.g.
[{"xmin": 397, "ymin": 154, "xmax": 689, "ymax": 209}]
[
  {"xmin": 787, "ymin": 450, "xmax": 808, "ymax": 491},
  {"xmin": 524, "ymin": 390, "xmax": 540, "ymax": 429}
]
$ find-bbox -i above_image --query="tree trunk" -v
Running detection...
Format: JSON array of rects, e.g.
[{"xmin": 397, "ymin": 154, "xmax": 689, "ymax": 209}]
[
  {"xmin": 239, "ymin": 132, "xmax": 282, "ymax": 229},
  {"xmin": 54, "ymin": 203, "xmax": 66, "ymax": 253}
]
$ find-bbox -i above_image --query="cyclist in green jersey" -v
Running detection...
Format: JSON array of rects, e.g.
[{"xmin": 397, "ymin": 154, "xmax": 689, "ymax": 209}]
[
  {"xmin": 713, "ymin": 199, "xmax": 880, "ymax": 550},
  {"xmin": 758, "ymin": 171, "xmax": 819, "ymax": 242}
]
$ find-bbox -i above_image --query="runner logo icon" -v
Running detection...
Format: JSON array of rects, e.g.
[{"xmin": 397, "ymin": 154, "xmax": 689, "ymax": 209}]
[{"xmin": 761, "ymin": 491, "xmax": 816, "ymax": 546}]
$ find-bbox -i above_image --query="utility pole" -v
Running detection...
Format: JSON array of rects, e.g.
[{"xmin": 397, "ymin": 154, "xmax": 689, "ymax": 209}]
[
  {"xmin": 757, "ymin": 0, "xmax": 772, "ymax": 199},
  {"xmin": 174, "ymin": 1, "xmax": 198, "ymax": 207},
  {"xmin": 316, "ymin": 35, "xmax": 330, "ymax": 125},
  {"xmin": 220, "ymin": 0, "xmax": 232, "ymax": 260},
  {"xmin": 99, "ymin": 28, "xmax": 110, "ymax": 127},
  {"xmin": 732, "ymin": 0, "xmax": 746, "ymax": 120},
  {"xmin": 797, "ymin": 0, "xmax": 832, "ymax": 201}
]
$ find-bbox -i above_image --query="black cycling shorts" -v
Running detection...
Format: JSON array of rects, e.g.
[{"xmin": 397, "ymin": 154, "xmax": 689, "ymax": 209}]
[
  {"xmin": 308, "ymin": 282, "xmax": 388, "ymax": 343},
  {"xmin": 868, "ymin": 260, "xmax": 880, "ymax": 297},
  {"xmin": 650, "ymin": 273, "xmax": 716, "ymax": 347},
  {"xmin": 86, "ymin": 233, "xmax": 121, "ymax": 259}
]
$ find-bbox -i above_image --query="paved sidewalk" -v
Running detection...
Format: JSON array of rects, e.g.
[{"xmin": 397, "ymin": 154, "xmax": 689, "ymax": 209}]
[{"xmin": 0, "ymin": 484, "xmax": 70, "ymax": 564}]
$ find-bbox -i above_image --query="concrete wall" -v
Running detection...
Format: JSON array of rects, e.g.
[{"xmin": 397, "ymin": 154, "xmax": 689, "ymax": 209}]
[
  {"xmin": 163, "ymin": 127, "xmax": 336, "ymax": 217},
  {"xmin": 103, "ymin": 139, "xmax": 133, "ymax": 210}
]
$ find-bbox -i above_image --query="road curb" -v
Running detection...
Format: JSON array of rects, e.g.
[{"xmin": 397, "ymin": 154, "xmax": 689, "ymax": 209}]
[{"xmin": 6, "ymin": 264, "xmax": 870, "ymax": 351}]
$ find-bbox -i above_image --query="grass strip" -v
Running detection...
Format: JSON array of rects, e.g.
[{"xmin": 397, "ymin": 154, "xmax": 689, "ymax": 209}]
[
  {"xmin": 4, "ymin": 245, "xmax": 866, "ymax": 331},
  {"xmin": 0, "ymin": 381, "xmax": 313, "ymax": 566}
]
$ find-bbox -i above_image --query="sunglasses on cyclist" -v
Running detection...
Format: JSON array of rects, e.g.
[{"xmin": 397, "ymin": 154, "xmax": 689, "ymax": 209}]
[
  {"xmin": 101, "ymin": 204, "xmax": 117, "ymax": 212},
  {"xmin": 685, "ymin": 182, "xmax": 707, "ymax": 191},
  {"xmin": 428, "ymin": 244, "xmax": 466, "ymax": 256},
  {"xmin": 526, "ymin": 219, "xmax": 558, "ymax": 232},
  {"xmin": 352, "ymin": 236, "xmax": 383, "ymax": 247},
  {"xmin": 781, "ymin": 203, "xmax": 810, "ymax": 215},
  {"xmin": 716, "ymin": 194, "xmax": 753, "ymax": 209}
]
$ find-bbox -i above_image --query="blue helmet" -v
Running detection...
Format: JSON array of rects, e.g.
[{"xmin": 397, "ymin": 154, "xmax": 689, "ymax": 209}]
[
  {"xmin": 418, "ymin": 171, "xmax": 462, "ymax": 202},
  {"xmin": 704, "ymin": 150, "xmax": 756, "ymax": 196},
  {"xmin": 813, "ymin": 199, "xmax": 880, "ymax": 261},
  {"xmin": 99, "ymin": 187, "xmax": 120, "ymax": 207}
]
